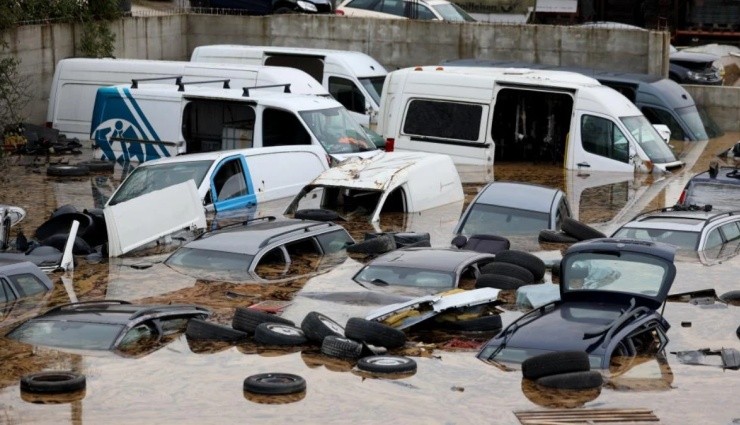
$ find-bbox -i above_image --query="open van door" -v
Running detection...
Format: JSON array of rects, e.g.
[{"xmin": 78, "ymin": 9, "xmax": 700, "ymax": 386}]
[{"xmin": 209, "ymin": 154, "xmax": 257, "ymax": 213}]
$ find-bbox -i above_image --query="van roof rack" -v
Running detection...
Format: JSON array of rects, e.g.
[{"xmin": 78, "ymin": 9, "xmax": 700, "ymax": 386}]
[
  {"xmin": 177, "ymin": 79, "xmax": 231, "ymax": 91},
  {"xmin": 243, "ymin": 84, "xmax": 292, "ymax": 97},
  {"xmin": 131, "ymin": 76, "xmax": 183, "ymax": 89}
]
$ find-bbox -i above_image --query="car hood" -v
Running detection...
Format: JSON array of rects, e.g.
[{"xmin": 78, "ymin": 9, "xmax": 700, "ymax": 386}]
[{"xmin": 670, "ymin": 51, "xmax": 718, "ymax": 65}]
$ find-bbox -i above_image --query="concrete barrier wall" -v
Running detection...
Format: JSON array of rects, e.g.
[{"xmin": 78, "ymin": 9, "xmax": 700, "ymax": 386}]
[{"xmin": 683, "ymin": 85, "xmax": 740, "ymax": 133}]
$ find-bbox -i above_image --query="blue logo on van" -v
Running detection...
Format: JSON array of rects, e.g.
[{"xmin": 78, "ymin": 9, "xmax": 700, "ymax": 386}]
[{"xmin": 91, "ymin": 87, "xmax": 171, "ymax": 163}]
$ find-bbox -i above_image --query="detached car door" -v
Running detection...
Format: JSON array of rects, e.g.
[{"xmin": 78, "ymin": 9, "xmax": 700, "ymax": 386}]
[{"xmin": 210, "ymin": 155, "xmax": 257, "ymax": 213}]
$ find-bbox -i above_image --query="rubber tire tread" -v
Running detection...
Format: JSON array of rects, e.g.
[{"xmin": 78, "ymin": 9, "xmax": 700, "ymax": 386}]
[
  {"xmin": 320, "ymin": 336, "xmax": 363, "ymax": 359},
  {"xmin": 301, "ymin": 311, "xmax": 345, "ymax": 343},
  {"xmin": 20, "ymin": 371, "xmax": 86, "ymax": 394},
  {"xmin": 185, "ymin": 318, "xmax": 249, "ymax": 342},
  {"xmin": 480, "ymin": 262, "xmax": 534, "ymax": 284},
  {"xmin": 243, "ymin": 373, "xmax": 306, "ymax": 395},
  {"xmin": 357, "ymin": 355, "xmax": 417, "ymax": 374},
  {"xmin": 344, "ymin": 317, "xmax": 406, "ymax": 349},
  {"xmin": 475, "ymin": 274, "xmax": 526, "ymax": 290},
  {"xmin": 47, "ymin": 165, "xmax": 89, "ymax": 177},
  {"xmin": 294, "ymin": 208, "xmax": 341, "ymax": 221},
  {"xmin": 253, "ymin": 323, "xmax": 308, "ymax": 346},
  {"xmin": 435, "ymin": 314, "xmax": 503, "ymax": 332},
  {"xmin": 561, "ymin": 218, "xmax": 606, "ymax": 241},
  {"xmin": 536, "ymin": 370, "xmax": 603, "ymax": 390},
  {"xmin": 521, "ymin": 351, "xmax": 591, "ymax": 380},
  {"xmin": 347, "ymin": 234, "xmax": 396, "ymax": 255},
  {"xmin": 232, "ymin": 307, "xmax": 294, "ymax": 333},
  {"xmin": 539, "ymin": 229, "xmax": 578, "ymax": 243},
  {"xmin": 77, "ymin": 160, "xmax": 114, "ymax": 172},
  {"xmin": 494, "ymin": 250, "xmax": 546, "ymax": 281}
]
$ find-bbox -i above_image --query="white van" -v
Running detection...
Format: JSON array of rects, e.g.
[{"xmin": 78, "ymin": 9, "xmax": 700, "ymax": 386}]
[
  {"xmin": 90, "ymin": 83, "xmax": 379, "ymax": 163},
  {"xmin": 377, "ymin": 66, "xmax": 684, "ymax": 173},
  {"xmin": 190, "ymin": 45, "xmax": 388, "ymax": 126},
  {"xmin": 47, "ymin": 58, "xmax": 328, "ymax": 140}
]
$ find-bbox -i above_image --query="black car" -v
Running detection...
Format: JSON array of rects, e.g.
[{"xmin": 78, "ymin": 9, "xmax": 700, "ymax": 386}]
[
  {"xmin": 669, "ymin": 46, "xmax": 724, "ymax": 86},
  {"xmin": 192, "ymin": 0, "xmax": 333, "ymax": 14},
  {"xmin": 477, "ymin": 238, "xmax": 676, "ymax": 369}
]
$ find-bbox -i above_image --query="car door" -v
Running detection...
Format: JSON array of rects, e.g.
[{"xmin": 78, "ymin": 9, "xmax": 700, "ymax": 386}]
[{"xmin": 210, "ymin": 155, "xmax": 256, "ymax": 213}]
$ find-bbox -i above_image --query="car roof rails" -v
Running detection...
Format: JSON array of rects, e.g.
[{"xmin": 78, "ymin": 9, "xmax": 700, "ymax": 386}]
[
  {"xmin": 128, "ymin": 304, "xmax": 210, "ymax": 321},
  {"xmin": 242, "ymin": 84, "xmax": 291, "ymax": 97},
  {"xmin": 46, "ymin": 299, "xmax": 132, "ymax": 314},
  {"xmin": 131, "ymin": 76, "xmax": 183, "ymax": 89},
  {"xmin": 178, "ymin": 79, "xmax": 231, "ymax": 91},
  {"xmin": 197, "ymin": 216, "xmax": 278, "ymax": 239},
  {"xmin": 258, "ymin": 221, "xmax": 334, "ymax": 248}
]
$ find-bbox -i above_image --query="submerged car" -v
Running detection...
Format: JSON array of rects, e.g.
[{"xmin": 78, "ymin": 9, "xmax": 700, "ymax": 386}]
[
  {"xmin": 678, "ymin": 166, "xmax": 740, "ymax": 212},
  {"xmin": 477, "ymin": 238, "xmax": 676, "ymax": 369},
  {"xmin": 6, "ymin": 300, "xmax": 211, "ymax": 355},
  {"xmin": 0, "ymin": 262, "xmax": 54, "ymax": 303}
]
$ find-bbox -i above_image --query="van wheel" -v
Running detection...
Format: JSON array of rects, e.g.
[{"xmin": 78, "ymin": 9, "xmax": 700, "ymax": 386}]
[
  {"xmin": 561, "ymin": 218, "xmax": 606, "ymax": 241},
  {"xmin": 47, "ymin": 165, "xmax": 89, "ymax": 177}
]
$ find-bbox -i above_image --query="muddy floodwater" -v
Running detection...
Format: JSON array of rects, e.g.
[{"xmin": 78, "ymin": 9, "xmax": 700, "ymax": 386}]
[{"xmin": 0, "ymin": 134, "xmax": 739, "ymax": 424}]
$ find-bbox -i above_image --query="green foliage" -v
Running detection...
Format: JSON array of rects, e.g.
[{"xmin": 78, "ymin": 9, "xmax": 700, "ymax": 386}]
[{"xmin": 80, "ymin": 21, "xmax": 116, "ymax": 58}]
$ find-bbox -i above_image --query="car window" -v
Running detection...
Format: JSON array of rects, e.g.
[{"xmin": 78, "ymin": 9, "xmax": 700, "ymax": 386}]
[
  {"xmin": 8, "ymin": 273, "xmax": 47, "ymax": 297},
  {"xmin": 612, "ymin": 227, "xmax": 699, "ymax": 250},
  {"xmin": 406, "ymin": 3, "xmax": 436, "ymax": 19},
  {"xmin": 108, "ymin": 160, "xmax": 213, "ymax": 206},
  {"xmin": 7, "ymin": 320, "xmax": 125, "ymax": 350},
  {"xmin": 379, "ymin": 0, "xmax": 405, "ymax": 15},
  {"xmin": 354, "ymin": 265, "xmax": 455, "ymax": 289},
  {"xmin": 704, "ymin": 228, "xmax": 723, "ymax": 250},
  {"xmin": 254, "ymin": 247, "xmax": 289, "ymax": 279},
  {"xmin": 0, "ymin": 278, "xmax": 17, "ymax": 303},
  {"xmin": 329, "ymin": 77, "xmax": 366, "ymax": 114},
  {"xmin": 118, "ymin": 323, "xmax": 158, "ymax": 351},
  {"xmin": 262, "ymin": 108, "xmax": 312, "ymax": 147},
  {"xmin": 345, "ymin": 0, "xmax": 379, "ymax": 9},
  {"xmin": 641, "ymin": 106, "xmax": 685, "ymax": 141},
  {"xmin": 158, "ymin": 317, "xmax": 192, "ymax": 335},
  {"xmin": 720, "ymin": 222, "xmax": 740, "ymax": 242},
  {"xmin": 563, "ymin": 252, "xmax": 669, "ymax": 296},
  {"xmin": 182, "ymin": 100, "xmax": 255, "ymax": 153},
  {"xmin": 212, "ymin": 158, "xmax": 248, "ymax": 202},
  {"xmin": 166, "ymin": 248, "xmax": 252, "ymax": 273},
  {"xmin": 316, "ymin": 230, "xmax": 353, "ymax": 253},
  {"xmin": 581, "ymin": 115, "xmax": 630, "ymax": 163},
  {"xmin": 460, "ymin": 204, "xmax": 549, "ymax": 235},
  {"xmin": 403, "ymin": 100, "xmax": 483, "ymax": 142}
]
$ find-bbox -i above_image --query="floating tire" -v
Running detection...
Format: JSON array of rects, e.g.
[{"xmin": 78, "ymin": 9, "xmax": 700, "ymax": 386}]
[
  {"xmin": 46, "ymin": 164, "xmax": 89, "ymax": 177},
  {"xmin": 435, "ymin": 314, "xmax": 503, "ymax": 332},
  {"xmin": 294, "ymin": 209, "xmax": 342, "ymax": 222},
  {"xmin": 41, "ymin": 234, "xmax": 94, "ymax": 255},
  {"xmin": 538, "ymin": 229, "xmax": 579, "ymax": 244},
  {"xmin": 185, "ymin": 318, "xmax": 249, "ymax": 342},
  {"xmin": 475, "ymin": 274, "xmax": 526, "ymax": 290},
  {"xmin": 243, "ymin": 373, "xmax": 306, "ymax": 395},
  {"xmin": 347, "ymin": 234, "xmax": 396, "ymax": 255},
  {"xmin": 521, "ymin": 351, "xmax": 591, "ymax": 381},
  {"xmin": 321, "ymin": 336, "xmax": 363, "ymax": 359},
  {"xmin": 536, "ymin": 370, "xmax": 603, "ymax": 390},
  {"xmin": 357, "ymin": 355, "xmax": 417, "ymax": 374},
  {"xmin": 50, "ymin": 204, "xmax": 78, "ymax": 219},
  {"xmin": 20, "ymin": 371, "xmax": 86, "ymax": 394},
  {"xmin": 494, "ymin": 250, "xmax": 546, "ymax": 282},
  {"xmin": 480, "ymin": 262, "xmax": 534, "ymax": 284},
  {"xmin": 253, "ymin": 323, "xmax": 307, "ymax": 346},
  {"xmin": 561, "ymin": 218, "xmax": 606, "ymax": 241},
  {"xmin": 76, "ymin": 160, "xmax": 114, "ymax": 172},
  {"xmin": 232, "ymin": 307, "xmax": 294, "ymax": 334},
  {"xmin": 344, "ymin": 318, "xmax": 406, "ymax": 349},
  {"xmin": 300, "ymin": 311, "xmax": 345, "ymax": 344},
  {"xmin": 719, "ymin": 290, "xmax": 740, "ymax": 305},
  {"xmin": 35, "ymin": 212, "xmax": 94, "ymax": 242}
]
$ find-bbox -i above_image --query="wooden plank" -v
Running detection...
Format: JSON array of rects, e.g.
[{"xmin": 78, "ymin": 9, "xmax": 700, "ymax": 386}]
[{"xmin": 515, "ymin": 408, "xmax": 659, "ymax": 424}]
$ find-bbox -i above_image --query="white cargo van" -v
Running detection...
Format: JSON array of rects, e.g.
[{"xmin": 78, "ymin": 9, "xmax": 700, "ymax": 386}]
[
  {"xmin": 377, "ymin": 66, "xmax": 684, "ymax": 174},
  {"xmin": 190, "ymin": 45, "xmax": 387, "ymax": 126},
  {"xmin": 47, "ymin": 58, "xmax": 328, "ymax": 140},
  {"xmin": 90, "ymin": 82, "xmax": 379, "ymax": 163}
]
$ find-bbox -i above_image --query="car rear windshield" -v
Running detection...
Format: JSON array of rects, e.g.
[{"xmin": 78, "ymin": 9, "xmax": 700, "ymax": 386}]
[
  {"xmin": 459, "ymin": 204, "xmax": 549, "ymax": 235},
  {"xmin": 354, "ymin": 265, "xmax": 455, "ymax": 289},
  {"xmin": 7, "ymin": 320, "xmax": 124, "ymax": 350},
  {"xmin": 108, "ymin": 160, "xmax": 213, "ymax": 206},
  {"xmin": 165, "ymin": 248, "xmax": 253, "ymax": 272},
  {"xmin": 686, "ymin": 182, "xmax": 740, "ymax": 212}
]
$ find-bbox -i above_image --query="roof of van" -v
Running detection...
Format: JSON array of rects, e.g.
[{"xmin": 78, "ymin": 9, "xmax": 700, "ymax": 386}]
[
  {"xmin": 409, "ymin": 66, "xmax": 603, "ymax": 86},
  {"xmin": 138, "ymin": 145, "xmax": 327, "ymax": 168},
  {"xmin": 191, "ymin": 45, "xmax": 388, "ymax": 77}
]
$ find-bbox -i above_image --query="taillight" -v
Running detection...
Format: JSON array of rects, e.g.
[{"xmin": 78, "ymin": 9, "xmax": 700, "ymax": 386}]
[
  {"xmin": 678, "ymin": 189, "xmax": 687, "ymax": 205},
  {"xmin": 385, "ymin": 138, "xmax": 394, "ymax": 152}
]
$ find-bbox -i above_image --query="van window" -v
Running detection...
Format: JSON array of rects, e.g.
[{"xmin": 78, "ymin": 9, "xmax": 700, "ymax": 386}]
[
  {"xmin": 641, "ymin": 106, "xmax": 685, "ymax": 141},
  {"xmin": 262, "ymin": 108, "xmax": 312, "ymax": 147},
  {"xmin": 329, "ymin": 77, "xmax": 366, "ymax": 114},
  {"xmin": 705, "ymin": 228, "xmax": 723, "ymax": 250},
  {"xmin": 403, "ymin": 100, "xmax": 482, "ymax": 142},
  {"xmin": 183, "ymin": 100, "xmax": 255, "ymax": 153},
  {"xmin": 581, "ymin": 115, "xmax": 630, "ymax": 163},
  {"xmin": 265, "ymin": 55, "xmax": 324, "ymax": 83},
  {"xmin": 8, "ymin": 274, "xmax": 47, "ymax": 297},
  {"xmin": 212, "ymin": 158, "xmax": 249, "ymax": 202}
]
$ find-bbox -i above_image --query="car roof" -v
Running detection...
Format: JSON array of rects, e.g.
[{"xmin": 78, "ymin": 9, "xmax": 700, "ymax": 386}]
[
  {"xmin": 620, "ymin": 209, "xmax": 739, "ymax": 232},
  {"xmin": 689, "ymin": 167, "xmax": 740, "ymax": 185},
  {"xmin": 366, "ymin": 247, "xmax": 494, "ymax": 272},
  {"xmin": 33, "ymin": 301, "xmax": 209, "ymax": 325},
  {"xmin": 474, "ymin": 182, "xmax": 561, "ymax": 213}
]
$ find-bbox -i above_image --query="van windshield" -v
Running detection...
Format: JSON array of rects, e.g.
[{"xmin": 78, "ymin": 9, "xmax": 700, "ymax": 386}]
[
  {"xmin": 620, "ymin": 115, "xmax": 677, "ymax": 164},
  {"xmin": 299, "ymin": 107, "xmax": 377, "ymax": 154},
  {"xmin": 432, "ymin": 3, "xmax": 476, "ymax": 22},
  {"xmin": 676, "ymin": 106, "xmax": 709, "ymax": 140},
  {"xmin": 108, "ymin": 160, "xmax": 213, "ymax": 206},
  {"xmin": 359, "ymin": 76, "xmax": 385, "ymax": 105}
]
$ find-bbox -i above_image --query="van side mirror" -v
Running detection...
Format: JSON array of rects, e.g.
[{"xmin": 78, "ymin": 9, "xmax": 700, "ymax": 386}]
[{"xmin": 652, "ymin": 124, "xmax": 671, "ymax": 143}]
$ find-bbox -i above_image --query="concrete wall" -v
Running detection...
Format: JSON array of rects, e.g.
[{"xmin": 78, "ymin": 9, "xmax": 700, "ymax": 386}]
[{"xmin": 683, "ymin": 85, "xmax": 740, "ymax": 133}]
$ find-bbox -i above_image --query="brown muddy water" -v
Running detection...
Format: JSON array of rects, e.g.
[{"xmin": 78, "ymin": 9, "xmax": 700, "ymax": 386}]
[{"xmin": 0, "ymin": 134, "xmax": 739, "ymax": 424}]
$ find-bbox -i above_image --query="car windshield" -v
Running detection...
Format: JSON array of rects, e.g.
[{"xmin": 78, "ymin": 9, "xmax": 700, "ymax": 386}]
[
  {"xmin": 299, "ymin": 107, "xmax": 377, "ymax": 154},
  {"xmin": 676, "ymin": 105, "xmax": 709, "ymax": 140},
  {"xmin": 686, "ymin": 182, "xmax": 739, "ymax": 212},
  {"xmin": 358, "ymin": 76, "xmax": 385, "ymax": 105},
  {"xmin": 432, "ymin": 3, "xmax": 476, "ymax": 21},
  {"xmin": 354, "ymin": 265, "xmax": 455, "ymax": 289},
  {"xmin": 108, "ymin": 160, "xmax": 213, "ymax": 206},
  {"xmin": 612, "ymin": 227, "xmax": 700, "ymax": 250},
  {"xmin": 620, "ymin": 115, "xmax": 677, "ymax": 164},
  {"xmin": 7, "ymin": 320, "xmax": 125, "ymax": 350},
  {"xmin": 166, "ymin": 247, "xmax": 253, "ymax": 272},
  {"xmin": 460, "ymin": 204, "xmax": 549, "ymax": 235},
  {"xmin": 562, "ymin": 251, "xmax": 670, "ymax": 297}
]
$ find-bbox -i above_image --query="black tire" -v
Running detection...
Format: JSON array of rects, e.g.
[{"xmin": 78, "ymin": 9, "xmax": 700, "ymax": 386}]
[
  {"xmin": 321, "ymin": 336, "xmax": 363, "ymax": 359},
  {"xmin": 736, "ymin": 324, "xmax": 739, "ymax": 340},
  {"xmin": 451, "ymin": 234, "xmax": 468, "ymax": 248},
  {"xmin": 81, "ymin": 208, "xmax": 108, "ymax": 247},
  {"xmin": 551, "ymin": 262, "xmax": 561, "ymax": 279},
  {"xmin": 475, "ymin": 274, "xmax": 526, "ymax": 290},
  {"xmin": 538, "ymin": 229, "xmax": 578, "ymax": 244},
  {"xmin": 719, "ymin": 290, "xmax": 740, "ymax": 305},
  {"xmin": 20, "ymin": 371, "xmax": 86, "ymax": 394},
  {"xmin": 254, "ymin": 323, "xmax": 308, "ymax": 346},
  {"xmin": 185, "ymin": 318, "xmax": 249, "ymax": 342},
  {"xmin": 77, "ymin": 160, "xmax": 114, "ymax": 172},
  {"xmin": 41, "ymin": 234, "xmax": 94, "ymax": 255},
  {"xmin": 344, "ymin": 317, "xmax": 405, "ymax": 349},
  {"xmin": 521, "ymin": 351, "xmax": 591, "ymax": 380},
  {"xmin": 300, "ymin": 311, "xmax": 345, "ymax": 344},
  {"xmin": 50, "ymin": 204, "xmax": 78, "ymax": 219},
  {"xmin": 357, "ymin": 355, "xmax": 417, "ymax": 374},
  {"xmin": 561, "ymin": 218, "xmax": 606, "ymax": 241},
  {"xmin": 536, "ymin": 370, "xmax": 603, "ymax": 390},
  {"xmin": 480, "ymin": 262, "xmax": 534, "ymax": 284},
  {"xmin": 294, "ymin": 209, "xmax": 342, "ymax": 221},
  {"xmin": 232, "ymin": 307, "xmax": 295, "ymax": 333},
  {"xmin": 436, "ymin": 314, "xmax": 503, "ymax": 332},
  {"xmin": 35, "ymin": 212, "xmax": 94, "ymax": 242},
  {"xmin": 47, "ymin": 164, "xmax": 89, "ymax": 177},
  {"xmin": 347, "ymin": 234, "xmax": 395, "ymax": 255},
  {"xmin": 392, "ymin": 232, "xmax": 430, "ymax": 248},
  {"xmin": 243, "ymin": 373, "xmax": 306, "ymax": 395},
  {"xmin": 494, "ymin": 250, "xmax": 545, "ymax": 282}
]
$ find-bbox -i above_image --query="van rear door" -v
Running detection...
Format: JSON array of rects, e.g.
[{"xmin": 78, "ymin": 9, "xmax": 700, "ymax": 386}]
[{"xmin": 210, "ymin": 154, "xmax": 257, "ymax": 213}]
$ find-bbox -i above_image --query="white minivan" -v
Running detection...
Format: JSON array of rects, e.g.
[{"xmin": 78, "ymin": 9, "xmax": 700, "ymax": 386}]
[
  {"xmin": 377, "ymin": 66, "xmax": 684, "ymax": 173},
  {"xmin": 190, "ymin": 45, "xmax": 388, "ymax": 126},
  {"xmin": 47, "ymin": 58, "xmax": 328, "ymax": 141}
]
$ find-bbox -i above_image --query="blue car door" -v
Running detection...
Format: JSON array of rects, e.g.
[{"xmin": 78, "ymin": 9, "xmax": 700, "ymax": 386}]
[{"xmin": 210, "ymin": 155, "xmax": 257, "ymax": 213}]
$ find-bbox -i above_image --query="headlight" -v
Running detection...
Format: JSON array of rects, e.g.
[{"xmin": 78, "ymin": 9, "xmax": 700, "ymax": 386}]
[
  {"xmin": 297, "ymin": 0, "xmax": 318, "ymax": 11},
  {"xmin": 686, "ymin": 71, "xmax": 700, "ymax": 81}
]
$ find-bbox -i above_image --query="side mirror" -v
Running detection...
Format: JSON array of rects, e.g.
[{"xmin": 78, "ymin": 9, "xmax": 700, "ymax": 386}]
[{"xmin": 652, "ymin": 124, "xmax": 671, "ymax": 143}]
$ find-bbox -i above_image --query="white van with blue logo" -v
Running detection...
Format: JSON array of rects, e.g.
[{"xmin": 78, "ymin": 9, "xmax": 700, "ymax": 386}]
[{"xmin": 90, "ymin": 82, "xmax": 380, "ymax": 163}]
